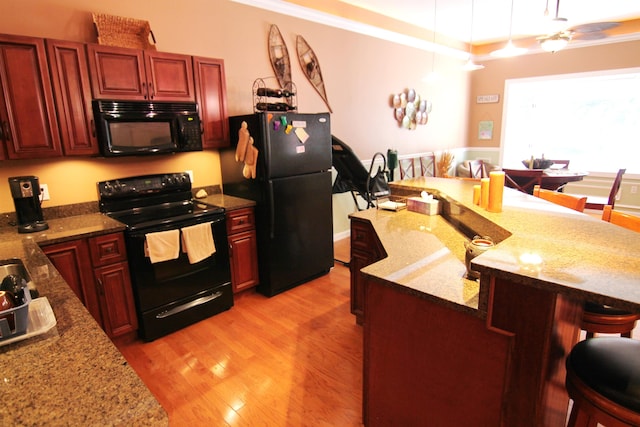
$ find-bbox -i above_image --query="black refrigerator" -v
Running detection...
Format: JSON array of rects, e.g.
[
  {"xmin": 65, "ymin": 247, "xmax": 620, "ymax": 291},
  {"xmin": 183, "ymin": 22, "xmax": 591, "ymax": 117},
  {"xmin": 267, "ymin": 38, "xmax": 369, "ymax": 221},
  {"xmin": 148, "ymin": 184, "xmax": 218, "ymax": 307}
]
[{"xmin": 221, "ymin": 112, "xmax": 333, "ymax": 296}]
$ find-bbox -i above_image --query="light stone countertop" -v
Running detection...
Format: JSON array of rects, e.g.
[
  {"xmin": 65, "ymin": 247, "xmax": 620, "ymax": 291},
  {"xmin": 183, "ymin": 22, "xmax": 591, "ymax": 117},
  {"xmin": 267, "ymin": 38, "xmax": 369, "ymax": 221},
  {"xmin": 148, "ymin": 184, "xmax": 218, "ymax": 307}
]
[
  {"xmin": 353, "ymin": 177, "xmax": 640, "ymax": 317},
  {"xmin": 0, "ymin": 214, "xmax": 168, "ymax": 426},
  {"xmin": 0, "ymin": 194, "xmax": 254, "ymax": 426}
]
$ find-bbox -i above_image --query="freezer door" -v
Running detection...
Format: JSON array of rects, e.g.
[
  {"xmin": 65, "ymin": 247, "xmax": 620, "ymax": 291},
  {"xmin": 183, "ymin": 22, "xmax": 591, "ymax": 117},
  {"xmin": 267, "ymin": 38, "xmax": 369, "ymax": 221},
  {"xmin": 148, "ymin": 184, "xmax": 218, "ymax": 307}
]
[
  {"xmin": 263, "ymin": 113, "xmax": 331, "ymax": 178},
  {"xmin": 257, "ymin": 171, "xmax": 334, "ymax": 296}
]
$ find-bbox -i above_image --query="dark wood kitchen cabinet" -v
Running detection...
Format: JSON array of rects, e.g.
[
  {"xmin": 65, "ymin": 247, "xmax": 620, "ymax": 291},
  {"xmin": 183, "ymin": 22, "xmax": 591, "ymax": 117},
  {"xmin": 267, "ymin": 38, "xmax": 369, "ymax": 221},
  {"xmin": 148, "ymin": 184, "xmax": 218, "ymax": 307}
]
[
  {"xmin": 42, "ymin": 232, "xmax": 138, "ymax": 339},
  {"xmin": 350, "ymin": 218, "xmax": 386, "ymax": 325},
  {"xmin": 87, "ymin": 44, "xmax": 195, "ymax": 102},
  {"xmin": 0, "ymin": 34, "xmax": 62, "ymax": 159},
  {"xmin": 226, "ymin": 208, "xmax": 259, "ymax": 293},
  {"xmin": 46, "ymin": 39, "xmax": 99, "ymax": 156},
  {"xmin": 193, "ymin": 56, "xmax": 229, "ymax": 148}
]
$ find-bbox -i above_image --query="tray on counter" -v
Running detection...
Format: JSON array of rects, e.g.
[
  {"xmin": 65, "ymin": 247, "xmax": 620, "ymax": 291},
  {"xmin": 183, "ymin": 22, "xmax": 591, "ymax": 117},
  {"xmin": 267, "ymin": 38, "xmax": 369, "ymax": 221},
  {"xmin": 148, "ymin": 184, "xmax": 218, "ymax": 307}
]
[{"xmin": 0, "ymin": 297, "xmax": 56, "ymax": 347}]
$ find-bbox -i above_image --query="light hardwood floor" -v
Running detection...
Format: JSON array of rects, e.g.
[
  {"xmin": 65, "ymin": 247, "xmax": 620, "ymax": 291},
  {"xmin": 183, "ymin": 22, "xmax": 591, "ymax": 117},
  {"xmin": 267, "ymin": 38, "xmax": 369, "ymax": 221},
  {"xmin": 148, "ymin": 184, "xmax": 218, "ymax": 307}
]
[{"xmin": 116, "ymin": 239, "xmax": 362, "ymax": 427}]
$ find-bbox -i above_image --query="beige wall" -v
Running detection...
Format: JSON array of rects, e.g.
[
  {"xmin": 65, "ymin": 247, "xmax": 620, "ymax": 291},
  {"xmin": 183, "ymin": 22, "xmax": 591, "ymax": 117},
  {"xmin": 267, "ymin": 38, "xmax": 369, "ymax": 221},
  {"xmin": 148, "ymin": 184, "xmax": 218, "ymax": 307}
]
[
  {"xmin": 0, "ymin": 0, "xmax": 470, "ymax": 215},
  {"xmin": 467, "ymin": 40, "xmax": 640, "ymax": 150}
]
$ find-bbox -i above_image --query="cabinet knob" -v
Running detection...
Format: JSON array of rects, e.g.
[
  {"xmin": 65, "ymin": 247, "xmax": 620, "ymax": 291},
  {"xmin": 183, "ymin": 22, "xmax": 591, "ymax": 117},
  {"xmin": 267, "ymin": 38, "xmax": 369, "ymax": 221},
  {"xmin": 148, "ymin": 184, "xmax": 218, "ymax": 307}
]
[
  {"xmin": 142, "ymin": 82, "xmax": 148, "ymax": 99},
  {"xmin": 149, "ymin": 83, "xmax": 155, "ymax": 99}
]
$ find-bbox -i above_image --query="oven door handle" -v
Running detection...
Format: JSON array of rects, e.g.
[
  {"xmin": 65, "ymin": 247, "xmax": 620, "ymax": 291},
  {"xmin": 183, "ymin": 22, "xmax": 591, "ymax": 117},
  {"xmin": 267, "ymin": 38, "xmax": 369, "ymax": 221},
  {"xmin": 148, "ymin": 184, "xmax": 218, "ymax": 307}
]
[{"xmin": 155, "ymin": 290, "xmax": 224, "ymax": 319}]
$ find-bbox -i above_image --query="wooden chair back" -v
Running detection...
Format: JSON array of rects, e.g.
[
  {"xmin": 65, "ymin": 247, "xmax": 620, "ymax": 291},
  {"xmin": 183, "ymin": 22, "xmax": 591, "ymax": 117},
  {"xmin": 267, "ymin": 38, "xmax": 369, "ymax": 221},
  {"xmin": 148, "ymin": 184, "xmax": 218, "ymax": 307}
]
[
  {"xmin": 467, "ymin": 160, "xmax": 486, "ymax": 179},
  {"xmin": 602, "ymin": 205, "xmax": 640, "ymax": 233},
  {"xmin": 503, "ymin": 168, "xmax": 544, "ymax": 194},
  {"xmin": 399, "ymin": 158, "xmax": 416, "ymax": 179},
  {"xmin": 586, "ymin": 168, "xmax": 626, "ymax": 210},
  {"xmin": 419, "ymin": 154, "xmax": 436, "ymax": 177},
  {"xmin": 533, "ymin": 185, "xmax": 587, "ymax": 212}
]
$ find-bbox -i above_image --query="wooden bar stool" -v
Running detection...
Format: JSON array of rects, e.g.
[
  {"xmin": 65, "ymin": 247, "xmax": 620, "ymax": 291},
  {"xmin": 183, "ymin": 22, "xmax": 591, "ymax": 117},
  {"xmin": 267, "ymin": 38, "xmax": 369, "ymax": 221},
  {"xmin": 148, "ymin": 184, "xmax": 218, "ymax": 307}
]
[{"xmin": 565, "ymin": 338, "xmax": 640, "ymax": 427}]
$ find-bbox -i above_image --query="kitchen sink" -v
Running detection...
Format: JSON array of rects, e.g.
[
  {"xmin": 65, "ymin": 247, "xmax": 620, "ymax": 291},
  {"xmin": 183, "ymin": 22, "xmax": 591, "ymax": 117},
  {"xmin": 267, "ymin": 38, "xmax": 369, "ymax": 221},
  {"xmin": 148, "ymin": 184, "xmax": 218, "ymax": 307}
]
[{"xmin": 0, "ymin": 259, "xmax": 32, "ymax": 283}]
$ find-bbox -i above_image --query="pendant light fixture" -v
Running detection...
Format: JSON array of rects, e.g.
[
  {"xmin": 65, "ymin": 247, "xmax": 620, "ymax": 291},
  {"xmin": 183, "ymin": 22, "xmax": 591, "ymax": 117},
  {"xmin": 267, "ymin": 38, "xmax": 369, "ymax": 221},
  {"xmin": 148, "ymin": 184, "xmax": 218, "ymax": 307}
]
[
  {"xmin": 490, "ymin": 0, "xmax": 527, "ymax": 58},
  {"xmin": 461, "ymin": 0, "xmax": 484, "ymax": 71}
]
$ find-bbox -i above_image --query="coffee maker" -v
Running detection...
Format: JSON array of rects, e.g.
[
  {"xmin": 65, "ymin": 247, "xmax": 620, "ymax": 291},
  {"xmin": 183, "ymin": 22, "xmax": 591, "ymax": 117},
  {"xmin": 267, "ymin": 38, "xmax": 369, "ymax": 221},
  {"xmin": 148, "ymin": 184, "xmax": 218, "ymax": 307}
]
[{"xmin": 8, "ymin": 176, "xmax": 49, "ymax": 233}]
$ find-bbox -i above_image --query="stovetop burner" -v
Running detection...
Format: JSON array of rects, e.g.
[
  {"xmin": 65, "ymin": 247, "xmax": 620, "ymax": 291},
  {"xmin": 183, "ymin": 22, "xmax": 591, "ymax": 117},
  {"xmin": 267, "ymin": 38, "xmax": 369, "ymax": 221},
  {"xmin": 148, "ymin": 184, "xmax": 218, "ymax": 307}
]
[{"xmin": 98, "ymin": 173, "xmax": 225, "ymax": 230}]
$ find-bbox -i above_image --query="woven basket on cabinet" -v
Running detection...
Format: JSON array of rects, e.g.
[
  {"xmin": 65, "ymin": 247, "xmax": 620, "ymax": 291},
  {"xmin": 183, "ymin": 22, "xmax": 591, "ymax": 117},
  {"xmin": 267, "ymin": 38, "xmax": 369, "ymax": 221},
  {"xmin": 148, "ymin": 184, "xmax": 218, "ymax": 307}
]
[{"xmin": 92, "ymin": 12, "xmax": 157, "ymax": 50}]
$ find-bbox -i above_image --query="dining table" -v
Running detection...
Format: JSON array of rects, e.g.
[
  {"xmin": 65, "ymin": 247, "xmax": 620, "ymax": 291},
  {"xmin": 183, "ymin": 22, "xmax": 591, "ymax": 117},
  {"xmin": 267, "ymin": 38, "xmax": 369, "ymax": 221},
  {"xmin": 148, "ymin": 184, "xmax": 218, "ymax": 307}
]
[{"xmin": 502, "ymin": 167, "xmax": 588, "ymax": 194}]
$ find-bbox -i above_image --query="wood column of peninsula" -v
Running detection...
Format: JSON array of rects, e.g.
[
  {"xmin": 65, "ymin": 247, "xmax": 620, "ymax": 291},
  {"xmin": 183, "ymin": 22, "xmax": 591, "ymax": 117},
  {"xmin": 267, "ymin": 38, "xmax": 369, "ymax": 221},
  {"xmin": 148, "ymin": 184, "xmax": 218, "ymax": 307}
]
[{"xmin": 362, "ymin": 270, "xmax": 582, "ymax": 426}]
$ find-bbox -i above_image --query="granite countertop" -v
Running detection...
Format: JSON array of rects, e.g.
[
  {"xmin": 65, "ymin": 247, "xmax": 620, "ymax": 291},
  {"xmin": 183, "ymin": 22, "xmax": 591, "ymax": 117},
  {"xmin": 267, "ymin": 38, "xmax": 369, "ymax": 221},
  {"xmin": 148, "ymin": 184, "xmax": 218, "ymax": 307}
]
[
  {"xmin": 354, "ymin": 177, "xmax": 640, "ymax": 317},
  {"xmin": 0, "ymin": 214, "xmax": 167, "ymax": 426},
  {"xmin": 0, "ymin": 193, "xmax": 254, "ymax": 425}
]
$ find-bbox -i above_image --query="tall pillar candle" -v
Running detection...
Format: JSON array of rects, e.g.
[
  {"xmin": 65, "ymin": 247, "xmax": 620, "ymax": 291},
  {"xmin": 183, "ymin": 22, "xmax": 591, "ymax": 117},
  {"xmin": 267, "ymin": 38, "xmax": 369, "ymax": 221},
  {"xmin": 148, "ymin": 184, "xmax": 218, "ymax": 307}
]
[
  {"xmin": 488, "ymin": 171, "xmax": 505, "ymax": 212},
  {"xmin": 473, "ymin": 185, "xmax": 481, "ymax": 205},
  {"xmin": 480, "ymin": 178, "xmax": 490, "ymax": 209}
]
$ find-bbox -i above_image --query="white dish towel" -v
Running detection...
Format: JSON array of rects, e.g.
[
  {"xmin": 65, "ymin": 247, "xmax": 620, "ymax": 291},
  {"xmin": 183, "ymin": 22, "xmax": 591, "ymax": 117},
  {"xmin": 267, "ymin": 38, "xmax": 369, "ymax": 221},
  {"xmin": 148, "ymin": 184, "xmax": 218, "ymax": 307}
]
[
  {"xmin": 145, "ymin": 229, "xmax": 180, "ymax": 264},
  {"xmin": 181, "ymin": 222, "xmax": 216, "ymax": 264}
]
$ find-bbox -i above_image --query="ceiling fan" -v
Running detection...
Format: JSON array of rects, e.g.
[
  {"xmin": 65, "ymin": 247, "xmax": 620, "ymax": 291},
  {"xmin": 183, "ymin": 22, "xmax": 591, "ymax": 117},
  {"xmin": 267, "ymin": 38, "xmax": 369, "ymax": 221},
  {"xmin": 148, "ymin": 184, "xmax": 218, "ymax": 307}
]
[{"xmin": 536, "ymin": 0, "xmax": 620, "ymax": 52}]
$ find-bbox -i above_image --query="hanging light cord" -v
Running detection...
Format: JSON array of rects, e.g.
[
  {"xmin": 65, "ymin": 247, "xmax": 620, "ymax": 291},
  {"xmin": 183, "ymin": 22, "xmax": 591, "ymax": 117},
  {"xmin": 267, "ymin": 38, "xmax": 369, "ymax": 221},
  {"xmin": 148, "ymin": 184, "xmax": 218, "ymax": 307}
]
[{"xmin": 508, "ymin": 0, "xmax": 515, "ymax": 41}]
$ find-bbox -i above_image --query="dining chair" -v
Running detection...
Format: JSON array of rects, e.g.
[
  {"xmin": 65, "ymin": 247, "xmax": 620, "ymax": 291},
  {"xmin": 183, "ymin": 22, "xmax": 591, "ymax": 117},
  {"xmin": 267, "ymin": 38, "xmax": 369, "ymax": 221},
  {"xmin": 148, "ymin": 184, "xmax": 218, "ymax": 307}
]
[
  {"xmin": 602, "ymin": 204, "xmax": 640, "ymax": 232},
  {"xmin": 398, "ymin": 158, "xmax": 417, "ymax": 179},
  {"xmin": 503, "ymin": 168, "xmax": 544, "ymax": 194},
  {"xmin": 585, "ymin": 168, "xmax": 626, "ymax": 210},
  {"xmin": 467, "ymin": 159, "xmax": 486, "ymax": 179},
  {"xmin": 533, "ymin": 185, "xmax": 586, "ymax": 212},
  {"xmin": 419, "ymin": 154, "xmax": 436, "ymax": 177},
  {"xmin": 580, "ymin": 205, "xmax": 640, "ymax": 339}
]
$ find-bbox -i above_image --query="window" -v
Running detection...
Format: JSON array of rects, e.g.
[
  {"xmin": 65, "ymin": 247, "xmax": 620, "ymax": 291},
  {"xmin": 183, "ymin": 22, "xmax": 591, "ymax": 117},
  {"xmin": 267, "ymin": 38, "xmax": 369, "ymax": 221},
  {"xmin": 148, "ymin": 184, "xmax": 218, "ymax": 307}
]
[{"xmin": 501, "ymin": 68, "xmax": 640, "ymax": 173}]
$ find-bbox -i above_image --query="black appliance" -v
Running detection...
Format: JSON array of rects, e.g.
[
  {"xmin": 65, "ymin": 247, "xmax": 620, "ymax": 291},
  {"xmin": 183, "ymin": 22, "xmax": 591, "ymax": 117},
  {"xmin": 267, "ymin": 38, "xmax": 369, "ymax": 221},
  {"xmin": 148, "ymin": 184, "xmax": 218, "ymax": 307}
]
[
  {"xmin": 222, "ymin": 112, "xmax": 333, "ymax": 297},
  {"xmin": 93, "ymin": 100, "xmax": 203, "ymax": 157},
  {"xmin": 98, "ymin": 173, "xmax": 232, "ymax": 341},
  {"xmin": 8, "ymin": 176, "xmax": 49, "ymax": 233}
]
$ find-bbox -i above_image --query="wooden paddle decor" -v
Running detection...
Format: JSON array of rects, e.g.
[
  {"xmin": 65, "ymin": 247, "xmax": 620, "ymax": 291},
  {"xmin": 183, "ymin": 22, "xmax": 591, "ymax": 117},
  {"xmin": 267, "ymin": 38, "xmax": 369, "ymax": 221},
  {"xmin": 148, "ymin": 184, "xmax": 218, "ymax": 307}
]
[
  {"xmin": 296, "ymin": 35, "xmax": 332, "ymax": 113},
  {"xmin": 268, "ymin": 24, "xmax": 292, "ymax": 90}
]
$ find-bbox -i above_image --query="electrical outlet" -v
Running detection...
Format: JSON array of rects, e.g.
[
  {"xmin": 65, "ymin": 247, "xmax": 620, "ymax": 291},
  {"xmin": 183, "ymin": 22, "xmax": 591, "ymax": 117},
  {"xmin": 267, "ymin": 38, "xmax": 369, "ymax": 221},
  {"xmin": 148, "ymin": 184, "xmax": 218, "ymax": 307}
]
[
  {"xmin": 40, "ymin": 184, "xmax": 50, "ymax": 201},
  {"xmin": 185, "ymin": 170, "xmax": 194, "ymax": 184},
  {"xmin": 631, "ymin": 185, "xmax": 638, "ymax": 194}
]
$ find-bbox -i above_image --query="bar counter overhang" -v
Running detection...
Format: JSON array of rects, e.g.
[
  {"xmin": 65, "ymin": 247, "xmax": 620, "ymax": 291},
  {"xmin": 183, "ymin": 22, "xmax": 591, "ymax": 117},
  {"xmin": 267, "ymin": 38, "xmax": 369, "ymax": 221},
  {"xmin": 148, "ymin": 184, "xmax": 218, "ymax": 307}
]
[{"xmin": 350, "ymin": 177, "xmax": 640, "ymax": 426}]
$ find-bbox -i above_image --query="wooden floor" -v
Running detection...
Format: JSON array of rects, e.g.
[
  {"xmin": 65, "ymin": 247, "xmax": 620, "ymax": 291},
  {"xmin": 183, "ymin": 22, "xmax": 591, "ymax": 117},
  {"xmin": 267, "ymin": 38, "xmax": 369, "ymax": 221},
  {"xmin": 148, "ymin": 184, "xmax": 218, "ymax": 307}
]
[{"xmin": 116, "ymin": 240, "xmax": 362, "ymax": 427}]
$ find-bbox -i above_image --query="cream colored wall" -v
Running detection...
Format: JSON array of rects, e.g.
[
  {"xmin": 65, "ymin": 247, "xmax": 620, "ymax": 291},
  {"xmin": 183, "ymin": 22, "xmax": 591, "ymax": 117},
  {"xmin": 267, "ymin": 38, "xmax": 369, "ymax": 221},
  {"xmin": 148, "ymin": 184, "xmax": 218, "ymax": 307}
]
[
  {"xmin": 0, "ymin": 0, "xmax": 470, "ymax": 213},
  {"xmin": 467, "ymin": 40, "xmax": 640, "ymax": 149}
]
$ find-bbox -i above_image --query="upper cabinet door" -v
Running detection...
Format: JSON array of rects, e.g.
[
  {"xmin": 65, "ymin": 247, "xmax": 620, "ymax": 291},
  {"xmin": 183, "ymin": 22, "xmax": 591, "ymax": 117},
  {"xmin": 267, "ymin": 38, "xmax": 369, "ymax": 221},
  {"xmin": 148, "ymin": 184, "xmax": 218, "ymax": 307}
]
[
  {"xmin": 144, "ymin": 51, "xmax": 194, "ymax": 101},
  {"xmin": 193, "ymin": 56, "xmax": 229, "ymax": 148},
  {"xmin": 0, "ymin": 34, "xmax": 62, "ymax": 159},
  {"xmin": 87, "ymin": 44, "xmax": 147, "ymax": 100},
  {"xmin": 46, "ymin": 39, "xmax": 99, "ymax": 156},
  {"xmin": 88, "ymin": 44, "xmax": 195, "ymax": 102}
]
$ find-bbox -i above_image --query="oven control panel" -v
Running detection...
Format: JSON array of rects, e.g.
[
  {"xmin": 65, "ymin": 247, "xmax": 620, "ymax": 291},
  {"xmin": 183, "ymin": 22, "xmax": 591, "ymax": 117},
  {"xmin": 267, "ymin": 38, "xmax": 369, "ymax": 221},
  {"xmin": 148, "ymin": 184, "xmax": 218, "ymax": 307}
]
[{"xmin": 98, "ymin": 172, "xmax": 191, "ymax": 198}]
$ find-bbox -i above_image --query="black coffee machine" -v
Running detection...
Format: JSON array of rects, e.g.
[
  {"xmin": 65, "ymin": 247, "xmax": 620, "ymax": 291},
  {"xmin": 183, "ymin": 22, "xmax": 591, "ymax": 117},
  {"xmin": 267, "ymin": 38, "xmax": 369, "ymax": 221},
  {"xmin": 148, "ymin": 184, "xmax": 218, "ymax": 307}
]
[{"xmin": 8, "ymin": 176, "xmax": 49, "ymax": 233}]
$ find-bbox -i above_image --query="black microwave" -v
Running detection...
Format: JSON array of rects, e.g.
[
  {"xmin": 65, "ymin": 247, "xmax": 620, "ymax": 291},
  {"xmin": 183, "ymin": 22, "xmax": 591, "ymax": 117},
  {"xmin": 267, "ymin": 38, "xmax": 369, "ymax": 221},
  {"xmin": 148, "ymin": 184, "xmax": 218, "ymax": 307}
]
[{"xmin": 93, "ymin": 100, "xmax": 203, "ymax": 157}]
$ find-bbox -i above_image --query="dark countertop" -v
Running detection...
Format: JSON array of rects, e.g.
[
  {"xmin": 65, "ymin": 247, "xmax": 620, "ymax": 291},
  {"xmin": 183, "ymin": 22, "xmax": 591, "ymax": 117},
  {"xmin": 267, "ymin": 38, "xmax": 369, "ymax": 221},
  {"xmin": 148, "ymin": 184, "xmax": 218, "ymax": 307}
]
[
  {"xmin": 0, "ymin": 193, "xmax": 254, "ymax": 426},
  {"xmin": 353, "ymin": 177, "xmax": 640, "ymax": 317}
]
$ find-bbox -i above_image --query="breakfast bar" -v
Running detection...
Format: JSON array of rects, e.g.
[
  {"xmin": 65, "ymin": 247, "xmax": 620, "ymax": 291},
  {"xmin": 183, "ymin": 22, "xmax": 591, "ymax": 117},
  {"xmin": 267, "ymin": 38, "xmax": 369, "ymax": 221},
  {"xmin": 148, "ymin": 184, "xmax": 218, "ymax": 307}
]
[{"xmin": 351, "ymin": 177, "xmax": 640, "ymax": 426}]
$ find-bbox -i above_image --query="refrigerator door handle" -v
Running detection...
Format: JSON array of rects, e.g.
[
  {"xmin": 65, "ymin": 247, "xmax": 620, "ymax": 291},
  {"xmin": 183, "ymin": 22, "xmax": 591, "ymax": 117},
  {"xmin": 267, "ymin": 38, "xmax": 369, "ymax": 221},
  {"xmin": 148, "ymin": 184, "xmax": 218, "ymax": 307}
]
[{"xmin": 268, "ymin": 180, "xmax": 275, "ymax": 239}]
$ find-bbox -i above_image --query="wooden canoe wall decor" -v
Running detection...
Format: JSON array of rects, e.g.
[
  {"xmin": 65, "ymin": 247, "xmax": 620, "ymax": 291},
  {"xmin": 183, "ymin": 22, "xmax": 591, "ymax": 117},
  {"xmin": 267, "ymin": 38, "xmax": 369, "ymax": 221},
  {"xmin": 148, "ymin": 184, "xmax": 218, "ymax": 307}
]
[
  {"xmin": 268, "ymin": 25, "xmax": 292, "ymax": 90},
  {"xmin": 296, "ymin": 35, "xmax": 332, "ymax": 113}
]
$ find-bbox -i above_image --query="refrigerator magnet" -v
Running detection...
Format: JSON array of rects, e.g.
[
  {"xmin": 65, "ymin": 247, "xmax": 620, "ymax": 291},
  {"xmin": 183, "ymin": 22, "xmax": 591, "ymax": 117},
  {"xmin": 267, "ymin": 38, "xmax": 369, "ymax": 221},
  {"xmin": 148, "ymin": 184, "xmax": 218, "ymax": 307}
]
[
  {"xmin": 285, "ymin": 124, "xmax": 293, "ymax": 134},
  {"xmin": 295, "ymin": 127, "xmax": 309, "ymax": 143}
]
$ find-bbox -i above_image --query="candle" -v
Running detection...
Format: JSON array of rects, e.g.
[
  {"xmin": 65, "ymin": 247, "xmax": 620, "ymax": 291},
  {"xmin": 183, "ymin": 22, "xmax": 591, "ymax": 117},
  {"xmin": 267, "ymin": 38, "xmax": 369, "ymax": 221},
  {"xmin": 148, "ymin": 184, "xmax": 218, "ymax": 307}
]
[
  {"xmin": 480, "ymin": 178, "xmax": 490, "ymax": 209},
  {"xmin": 473, "ymin": 185, "xmax": 481, "ymax": 205},
  {"xmin": 488, "ymin": 171, "xmax": 505, "ymax": 212}
]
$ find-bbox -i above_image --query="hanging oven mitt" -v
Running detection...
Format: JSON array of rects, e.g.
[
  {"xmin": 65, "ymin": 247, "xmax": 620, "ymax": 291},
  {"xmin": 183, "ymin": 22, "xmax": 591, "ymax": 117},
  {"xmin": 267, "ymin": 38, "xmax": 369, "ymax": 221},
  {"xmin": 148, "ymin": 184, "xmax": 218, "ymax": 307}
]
[{"xmin": 236, "ymin": 121, "xmax": 250, "ymax": 162}]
